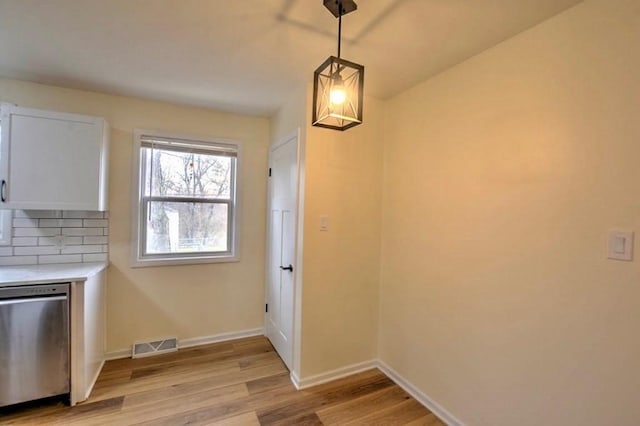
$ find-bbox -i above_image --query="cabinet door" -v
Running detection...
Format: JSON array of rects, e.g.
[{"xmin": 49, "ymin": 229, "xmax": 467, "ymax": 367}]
[{"xmin": 0, "ymin": 106, "xmax": 108, "ymax": 211}]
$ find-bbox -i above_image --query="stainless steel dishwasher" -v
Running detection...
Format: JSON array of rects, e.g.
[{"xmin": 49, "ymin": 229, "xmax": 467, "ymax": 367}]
[{"xmin": 0, "ymin": 283, "xmax": 70, "ymax": 407}]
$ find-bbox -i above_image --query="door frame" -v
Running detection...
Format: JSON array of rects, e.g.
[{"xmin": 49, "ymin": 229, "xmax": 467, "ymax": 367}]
[{"xmin": 265, "ymin": 128, "xmax": 303, "ymax": 377}]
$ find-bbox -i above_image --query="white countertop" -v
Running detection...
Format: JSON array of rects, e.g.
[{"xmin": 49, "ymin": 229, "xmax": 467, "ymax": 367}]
[{"xmin": 0, "ymin": 262, "xmax": 108, "ymax": 287}]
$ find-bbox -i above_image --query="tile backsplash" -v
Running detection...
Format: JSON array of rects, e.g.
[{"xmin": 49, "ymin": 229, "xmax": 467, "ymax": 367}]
[{"xmin": 0, "ymin": 210, "xmax": 108, "ymax": 266}]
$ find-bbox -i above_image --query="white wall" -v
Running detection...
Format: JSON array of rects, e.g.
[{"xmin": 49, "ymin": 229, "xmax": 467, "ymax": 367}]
[
  {"xmin": 379, "ymin": 0, "xmax": 640, "ymax": 424},
  {"xmin": 0, "ymin": 77, "xmax": 270, "ymax": 352}
]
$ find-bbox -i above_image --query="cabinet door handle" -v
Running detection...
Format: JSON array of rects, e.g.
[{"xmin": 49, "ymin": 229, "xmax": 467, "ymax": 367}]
[
  {"xmin": 1, "ymin": 180, "xmax": 6, "ymax": 202},
  {"xmin": 280, "ymin": 264, "xmax": 293, "ymax": 272}
]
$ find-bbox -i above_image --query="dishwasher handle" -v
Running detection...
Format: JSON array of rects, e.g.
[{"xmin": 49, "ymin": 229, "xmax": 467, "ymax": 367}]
[{"xmin": 0, "ymin": 295, "xmax": 67, "ymax": 306}]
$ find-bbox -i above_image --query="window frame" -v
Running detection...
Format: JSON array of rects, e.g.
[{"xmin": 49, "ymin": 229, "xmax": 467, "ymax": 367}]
[{"xmin": 130, "ymin": 129, "xmax": 241, "ymax": 267}]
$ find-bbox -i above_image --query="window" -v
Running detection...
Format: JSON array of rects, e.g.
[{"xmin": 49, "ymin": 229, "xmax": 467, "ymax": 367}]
[{"xmin": 131, "ymin": 130, "xmax": 240, "ymax": 266}]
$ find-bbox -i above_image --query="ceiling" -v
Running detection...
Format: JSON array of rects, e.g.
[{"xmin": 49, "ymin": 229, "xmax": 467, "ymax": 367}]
[{"xmin": 0, "ymin": 0, "xmax": 582, "ymax": 117}]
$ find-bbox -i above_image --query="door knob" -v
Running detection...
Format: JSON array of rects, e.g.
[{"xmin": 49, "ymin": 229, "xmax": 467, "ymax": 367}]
[{"xmin": 280, "ymin": 264, "xmax": 293, "ymax": 272}]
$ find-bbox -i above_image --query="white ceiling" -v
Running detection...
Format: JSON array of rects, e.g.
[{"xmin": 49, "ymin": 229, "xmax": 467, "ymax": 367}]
[{"xmin": 0, "ymin": 0, "xmax": 582, "ymax": 116}]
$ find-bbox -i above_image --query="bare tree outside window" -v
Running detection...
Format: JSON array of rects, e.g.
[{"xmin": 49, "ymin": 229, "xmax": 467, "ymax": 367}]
[{"xmin": 140, "ymin": 145, "xmax": 235, "ymax": 256}]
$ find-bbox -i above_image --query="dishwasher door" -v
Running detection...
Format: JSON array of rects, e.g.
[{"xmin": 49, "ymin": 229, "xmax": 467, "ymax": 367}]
[{"xmin": 0, "ymin": 286, "xmax": 70, "ymax": 407}]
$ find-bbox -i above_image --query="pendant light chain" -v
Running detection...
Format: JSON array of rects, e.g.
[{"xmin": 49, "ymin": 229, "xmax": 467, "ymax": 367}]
[{"xmin": 337, "ymin": 1, "xmax": 343, "ymax": 59}]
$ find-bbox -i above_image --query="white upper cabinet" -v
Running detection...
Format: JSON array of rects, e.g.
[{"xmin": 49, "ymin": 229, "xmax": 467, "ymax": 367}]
[{"xmin": 0, "ymin": 105, "xmax": 109, "ymax": 211}]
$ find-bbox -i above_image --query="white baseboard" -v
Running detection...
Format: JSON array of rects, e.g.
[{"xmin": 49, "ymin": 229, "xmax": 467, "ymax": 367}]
[
  {"xmin": 290, "ymin": 359, "xmax": 378, "ymax": 390},
  {"xmin": 104, "ymin": 327, "xmax": 264, "ymax": 360},
  {"xmin": 289, "ymin": 358, "xmax": 463, "ymax": 426},
  {"xmin": 105, "ymin": 348, "xmax": 130, "ymax": 360},
  {"xmin": 180, "ymin": 327, "xmax": 264, "ymax": 349},
  {"xmin": 376, "ymin": 359, "xmax": 464, "ymax": 426}
]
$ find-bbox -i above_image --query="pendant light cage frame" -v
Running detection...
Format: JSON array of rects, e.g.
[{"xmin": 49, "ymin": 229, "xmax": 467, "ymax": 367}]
[
  {"xmin": 312, "ymin": 0, "xmax": 364, "ymax": 131},
  {"xmin": 312, "ymin": 56, "xmax": 364, "ymax": 131}
]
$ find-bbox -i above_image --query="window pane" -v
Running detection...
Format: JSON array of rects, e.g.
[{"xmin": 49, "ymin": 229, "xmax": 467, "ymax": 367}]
[
  {"xmin": 145, "ymin": 201, "xmax": 229, "ymax": 255},
  {"xmin": 143, "ymin": 147, "xmax": 232, "ymax": 199}
]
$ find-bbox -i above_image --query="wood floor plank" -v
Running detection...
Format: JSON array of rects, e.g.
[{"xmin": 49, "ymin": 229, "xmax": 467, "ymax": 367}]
[
  {"xmin": 316, "ymin": 384, "xmax": 412, "ymax": 425},
  {"xmin": 132, "ymin": 376, "xmax": 303, "ymax": 425},
  {"xmin": 256, "ymin": 370, "xmax": 394, "ymax": 425},
  {"xmin": 89, "ymin": 351, "xmax": 286, "ymax": 404},
  {"xmin": 2, "ymin": 336, "xmax": 445, "ymax": 426},
  {"xmin": 275, "ymin": 412, "xmax": 324, "ymax": 425},
  {"xmin": 4, "ymin": 396, "xmax": 124, "ymax": 425},
  {"xmin": 404, "ymin": 412, "xmax": 448, "ymax": 426},
  {"xmin": 89, "ymin": 363, "xmax": 243, "ymax": 402},
  {"xmin": 128, "ymin": 350, "xmax": 279, "ymax": 382},
  {"xmin": 245, "ymin": 372, "xmax": 291, "ymax": 395},
  {"xmin": 343, "ymin": 398, "xmax": 435, "ymax": 425},
  {"xmin": 208, "ymin": 411, "xmax": 261, "ymax": 426},
  {"xmin": 82, "ymin": 383, "xmax": 249, "ymax": 426},
  {"xmin": 0, "ymin": 399, "xmax": 67, "ymax": 423},
  {"xmin": 231, "ymin": 335, "xmax": 270, "ymax": 348},
  {"xmin": 120, "ymin": 372, "xmax": 246, "ymax": 410}
]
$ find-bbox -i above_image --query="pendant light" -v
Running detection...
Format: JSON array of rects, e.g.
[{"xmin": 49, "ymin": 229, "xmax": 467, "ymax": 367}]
[{"xmin": 312, "ymin": 0, "xmax": 364, "ymax": 131}]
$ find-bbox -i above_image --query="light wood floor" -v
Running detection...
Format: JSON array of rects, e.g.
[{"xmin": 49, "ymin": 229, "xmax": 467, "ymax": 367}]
[{"xmin": 1, "ymin": 336, "xmax": 444, "ymax": 425}]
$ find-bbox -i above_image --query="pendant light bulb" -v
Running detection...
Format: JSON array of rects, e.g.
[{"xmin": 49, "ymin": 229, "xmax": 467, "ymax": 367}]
[{"xmin": 330, "ymin": 75, "xmax": 347, "ymax": 105}]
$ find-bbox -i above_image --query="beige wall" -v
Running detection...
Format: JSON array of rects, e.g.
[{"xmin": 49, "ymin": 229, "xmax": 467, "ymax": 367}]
[
  {"xmin": 300, "ymin": 94, "xmax": 384, "ymax": 377},
  {"xmin": 271, "ymin": 84, "xmax": 307, "ymax": 145},
  {"xmin": 271, "ymin": 85, "xmax": 384, "ymax": 378},
  {"xmin": 0, "ymin": 78, "xmax": 270, "ymax": 352},
  {"xmin": 380, "ymin": 0, "xmax": 640, "ymax": 425}
]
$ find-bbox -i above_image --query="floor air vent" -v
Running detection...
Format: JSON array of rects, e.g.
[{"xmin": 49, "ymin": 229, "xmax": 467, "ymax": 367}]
[{"xmin": 132, "ymin": 337, "xmax": 178, "ymax": 358}]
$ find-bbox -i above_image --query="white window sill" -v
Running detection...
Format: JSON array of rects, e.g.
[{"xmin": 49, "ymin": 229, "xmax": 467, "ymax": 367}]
[{"xmin": 130, "ymin": 253, "xmax": 239, "ymax": 268}]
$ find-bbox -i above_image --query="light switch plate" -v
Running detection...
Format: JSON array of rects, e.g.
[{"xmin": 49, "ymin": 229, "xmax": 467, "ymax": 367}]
[
  {"xmin": 607, "ymin": 230, "xmax": 633, "ymax": 261},
  {"xmin": 320, "ymin": 215, "xmax": 329, "ymax": 232}
]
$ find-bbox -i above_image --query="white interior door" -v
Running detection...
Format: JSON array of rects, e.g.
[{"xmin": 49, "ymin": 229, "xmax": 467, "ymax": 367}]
[{"xmin": 265, "ymin": 132, "xmax": 298, "ymax": 370}]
